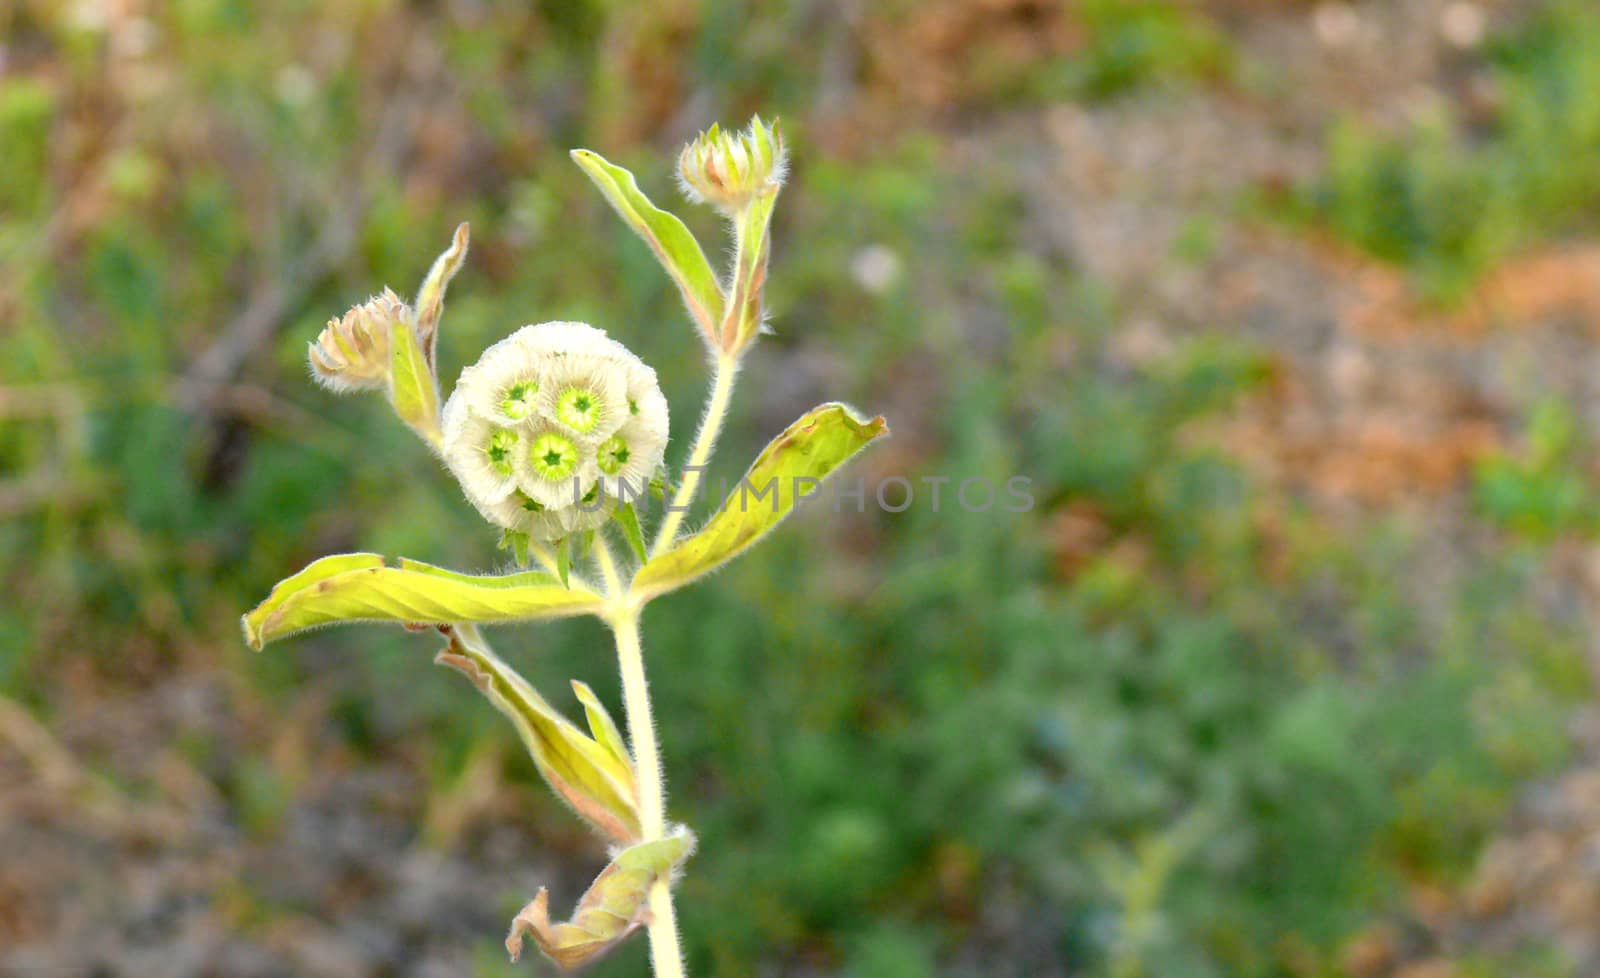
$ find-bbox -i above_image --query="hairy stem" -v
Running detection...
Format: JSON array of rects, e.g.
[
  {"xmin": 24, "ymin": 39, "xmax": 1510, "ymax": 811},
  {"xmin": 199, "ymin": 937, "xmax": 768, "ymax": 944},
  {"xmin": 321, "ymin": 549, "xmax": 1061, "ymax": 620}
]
[
  {"xmin": 593, "ymin": 536, "xmax": 623, "ymax": 596},
  {"xmin": 611, "ymin": 609, "xmax": 684, "ymax": 978},
  {"xmin": 528, "ymin": 540, "xmax": 561, "ymax": 577},
  {"xmin": 652, "ymin": 354, "xmax": 738, "ymax": 557}
]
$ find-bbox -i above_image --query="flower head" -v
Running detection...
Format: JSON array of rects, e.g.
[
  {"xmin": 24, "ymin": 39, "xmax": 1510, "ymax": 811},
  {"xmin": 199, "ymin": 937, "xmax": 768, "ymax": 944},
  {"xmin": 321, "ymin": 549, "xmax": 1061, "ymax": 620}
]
[
  {"xmin": 308, "ymin": 289, "xmax": 409, "ymax": 392},
  {"xmin": 441, "ymin": 322, "xmax": 669, "ymax": 539},
  {"xmin": 676, "ymin": 115, "xmax": 786, "ymax": 214}
]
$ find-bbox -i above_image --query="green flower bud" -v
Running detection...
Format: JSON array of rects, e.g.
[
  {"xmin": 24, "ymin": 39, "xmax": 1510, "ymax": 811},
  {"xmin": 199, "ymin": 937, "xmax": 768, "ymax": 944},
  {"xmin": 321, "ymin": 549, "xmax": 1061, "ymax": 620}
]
[{"xmin": 676, "ymin": 115, "xmax": 786, "ymax": 214}]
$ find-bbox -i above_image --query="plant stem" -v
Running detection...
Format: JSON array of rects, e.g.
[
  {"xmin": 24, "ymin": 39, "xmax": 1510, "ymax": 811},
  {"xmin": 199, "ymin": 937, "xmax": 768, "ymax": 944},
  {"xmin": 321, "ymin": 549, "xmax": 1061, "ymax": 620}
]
[
  {"xmin": 593, "ymin": 536, "xmax": 623, "ymax": 596},
  {"xmin": 652, "ymin": 353, "xmax": 738, "ymax": 558},
  {"xmin": 528, "ymin": 540, "xmax": 561, "ymax": 577},
  {"xmin": 611, "ymin": 608, "xmax": 685, "ymax": 978}
]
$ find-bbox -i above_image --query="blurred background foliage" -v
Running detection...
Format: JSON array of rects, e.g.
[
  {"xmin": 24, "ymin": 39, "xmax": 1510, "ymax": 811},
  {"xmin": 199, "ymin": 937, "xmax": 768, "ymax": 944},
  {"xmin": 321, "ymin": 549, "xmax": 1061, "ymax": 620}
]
[{"xmin": 4, "ymin": 1, "xmax": 1600, "ymax": 977}]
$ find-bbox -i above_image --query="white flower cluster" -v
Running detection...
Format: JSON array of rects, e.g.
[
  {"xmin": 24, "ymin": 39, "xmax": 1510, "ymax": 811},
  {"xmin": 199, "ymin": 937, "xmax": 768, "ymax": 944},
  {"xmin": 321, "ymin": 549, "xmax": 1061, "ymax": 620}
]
[{"xmin": 441, "ymin": 322, "xmax": 669, "ymax": 540}]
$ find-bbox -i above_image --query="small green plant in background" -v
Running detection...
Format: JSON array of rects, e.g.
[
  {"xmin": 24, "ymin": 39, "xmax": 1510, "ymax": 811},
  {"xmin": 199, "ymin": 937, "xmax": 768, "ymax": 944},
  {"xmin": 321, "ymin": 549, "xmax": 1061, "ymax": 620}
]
[
  {"xmin": 241, "ymin": 118, "xmax": 888, "ymax": 975},
  {"xmin": 1474, "ymin": 398, "xmax": 1598, "ymax": 539},
  {"xmin": 1306, "ymin": 0, "xmax": 1600, "ymax": 300},
  {"xmin": 1062, "ymin": 0, "xmax": 1235, "ymax": 100}
]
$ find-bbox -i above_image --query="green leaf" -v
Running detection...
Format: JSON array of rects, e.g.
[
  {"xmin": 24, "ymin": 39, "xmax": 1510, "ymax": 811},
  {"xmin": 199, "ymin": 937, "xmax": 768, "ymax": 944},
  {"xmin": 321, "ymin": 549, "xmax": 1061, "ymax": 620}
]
[
  {"xmin": 437, "ymin": 625, "xmax": 640, "ymax": 844},
  {"xmin": 387, "ymin": 303, "xmax": 441, "ymax": 446},
  {"xmin": 241, "ymin": 553, "xmax": 603, "ymax": 649},
  {"xmin": 633, "ymin": 403, "xmax": 888, "ymax": 601},
  {"xmin": 570, "ymin": 149, "xmax": 725, "ymax": 341},
  {"xmin": 506, "ymin": 829, "xmax": 694, "ymax": 969},
  {"xmin": 555, "ymin": 537, "xmax": 572, "ymax": 589},
  {"xmin": 498, "ymin": 529, "xmax": 531, "ymax": 568},
  {"xmin": 570, "ymin": 679, "xmax": 630, "ymax": 772},
  {"xmin": 612, "ymin": 503, "xmax": 647, "ymax": 563}
]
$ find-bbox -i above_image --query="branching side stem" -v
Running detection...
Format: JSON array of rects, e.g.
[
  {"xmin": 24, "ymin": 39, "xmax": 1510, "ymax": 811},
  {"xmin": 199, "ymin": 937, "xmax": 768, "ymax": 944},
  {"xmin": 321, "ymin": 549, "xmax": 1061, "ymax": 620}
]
[{"xmin": 651, "ymin": 354, "xmax": 738, "ymax": 558}]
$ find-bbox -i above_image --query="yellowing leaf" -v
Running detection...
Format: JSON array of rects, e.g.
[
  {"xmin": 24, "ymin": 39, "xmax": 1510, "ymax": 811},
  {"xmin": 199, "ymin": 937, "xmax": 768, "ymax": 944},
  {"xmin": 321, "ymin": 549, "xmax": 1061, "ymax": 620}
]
[
  {"xmin": 241, "ymin": 552, "xmax": 385, "ymax": 640},
  {"xmin": 437, "ymin": 625, "xmax": 640, "ymax": 844},
  {"xmin": 633, "ymin": 403, "xmax": 887, "ymax": 601},
  {"xmin": 506, "ymin": 829, "xmax": 694, "ymax": 970},
  {"xmin": 570, "ymin": 149, "xmax": 724, "ymax": 342},
  {"xmin": 241, "ymin": 554, "xmax": 604, "ymax": 650},
  {"xmin": 413, "ymin": 222, "xmax": 469, "ymax": 365},
  {"xmin": 385, "ymin": 224, "xmax": 467, "ymax": 446}
]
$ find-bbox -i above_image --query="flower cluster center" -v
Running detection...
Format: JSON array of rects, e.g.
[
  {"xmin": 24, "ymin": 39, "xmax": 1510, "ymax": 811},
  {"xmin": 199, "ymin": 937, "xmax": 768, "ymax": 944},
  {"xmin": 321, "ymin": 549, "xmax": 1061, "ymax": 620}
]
[{"xmin": 440, "ymin": 321, "xmax": 671, "ymax": 540}]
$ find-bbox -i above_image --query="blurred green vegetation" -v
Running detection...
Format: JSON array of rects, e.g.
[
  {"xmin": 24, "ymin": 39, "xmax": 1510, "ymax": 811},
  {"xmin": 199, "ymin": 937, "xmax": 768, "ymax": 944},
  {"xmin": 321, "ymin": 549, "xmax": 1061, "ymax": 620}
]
[
  {"xmin": 1053, "ymin": 0, "xmax": 1236, "ymax": 99},
  {"xmin": 2, "ymin": 1, "xmax": 1598, "ymax": 976},
  {"xmin": 1302, "ymin": 0, "xmax": 1600, "ymax": 300},
  {"xmin": 1474, "ymin": 398, "xmax": 1600, "ymax": 539}
]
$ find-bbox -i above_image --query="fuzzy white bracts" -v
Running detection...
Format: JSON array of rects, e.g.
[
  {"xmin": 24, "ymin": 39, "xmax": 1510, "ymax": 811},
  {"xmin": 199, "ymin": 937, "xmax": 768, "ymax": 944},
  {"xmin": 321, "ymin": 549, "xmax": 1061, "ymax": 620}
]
[
  {"xmin": 308, "ymin": 288, "xmax": 408, "ymax": 392},
  {"xmin": 440, "ymin": 322, "xmax": 668, "ymax": 540}
]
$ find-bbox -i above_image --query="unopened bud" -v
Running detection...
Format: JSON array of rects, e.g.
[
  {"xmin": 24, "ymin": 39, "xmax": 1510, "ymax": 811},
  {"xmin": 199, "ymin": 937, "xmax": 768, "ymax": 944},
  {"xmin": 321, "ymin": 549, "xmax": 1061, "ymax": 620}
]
[
  {"xmin": 676, "ymin": 115, "xmax": 786, "ymax": 214},
  {"xmin": 309, "ymin": 288, "xmax": 409, "ymax": 393}
]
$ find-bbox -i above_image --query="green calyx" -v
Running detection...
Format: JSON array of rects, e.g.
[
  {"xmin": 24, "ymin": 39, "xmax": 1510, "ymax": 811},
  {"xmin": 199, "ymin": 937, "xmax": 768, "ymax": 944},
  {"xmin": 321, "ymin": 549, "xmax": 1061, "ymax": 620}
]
[
  {"xmin": 555, "ymin": 385, "xmax": 604, "ymax": 432},
  {"xmin": 528, "ymin": 431, "xmax": 580, "ymax": 483},
  {"xmin": 597, "ymin": 434, "xmax": 631, "ymax": 475},
  {"xmin": 486, "ymin": 428, "xmax": 519, "ymax": 475},
  {"xmin": 501, "ymin": 379, "xmax": 539, "ymax": 419}
]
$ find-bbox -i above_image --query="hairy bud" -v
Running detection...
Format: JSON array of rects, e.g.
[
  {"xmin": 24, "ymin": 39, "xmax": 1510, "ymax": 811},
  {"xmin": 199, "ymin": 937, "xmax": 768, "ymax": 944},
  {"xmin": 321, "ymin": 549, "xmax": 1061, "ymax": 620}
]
[
  {"xmin": 308, "ymin": 289, "xmax": 409, "ymax": 393},
  {"xmin": 677, "ymin": 115, "xmax": 786, "ymax": 214}
]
